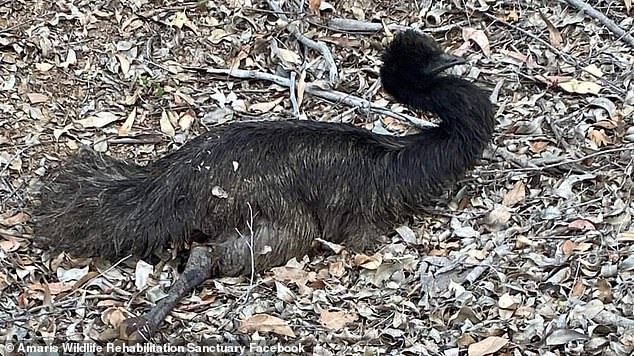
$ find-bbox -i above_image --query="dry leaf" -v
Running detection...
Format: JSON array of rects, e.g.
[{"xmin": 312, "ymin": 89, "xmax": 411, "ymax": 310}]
[
  {"xmin": 461, "ymin": 28, "xmax": 491, "ymax": 56},
  {"xmin": 595, "ymin": 120, "xmax": 618, "ymax": 130},
  {"xmin": 320, "ymin": 310, "xmax": 358, "ymax": 331},
  {"xmin": 297, "ymin": 70, "xmax": 306, "ymax": 107},
  {"xmin": 468, "ymin": 336, "xmax": 509, "ymax": 356},
  {"xmin": 308, "ymin": 0, "xmax": 321, "ymax": 15},
  {"xmin": 568, "ymin": 219, "xmax": 596, "ymax": 231},
  {"xmin": 93, "ymin": 134, "xmax": 108, "ymax": 152},
  {"xmin": 160, "ymin": 110, "xmax": 175, "ymax": 137},
  {"xmin": 351, "ymin": 6, "xmax": 365, "ymax": 20},
  {"xmin": 229, "ymin": 44, "xmax": 250, "ymax": 71},
  {"xmin": 583, "ymin": 64, "xmax": 603, "ymax": 78},
  {"xmin": 574, "ymin": 242, "xmax": 593, "ymax": 252},
  {"xmin": 35, "ymin": 63, "xmax": 54, "ymax": 72},
  {"xmin": 596, "ymin": 278, "xmax": 612, "ymax": 303},
  {"xmin": 271, "ymin": 266, "xmax": 315, "ymax": 285},
  {"xmin": 546, "ymin": 329, "xmax": 589, "ymax": 346},
  {"xmin": 77, "ymin": 112, "xmax": 120, "ymax": 128},
  {"xmin": 536, "ymin": 74, "xmax": 573, "ymax": 87},
  {"xmin": 506, "ymin": 9, "xmax": 519, "ymax": 22},
  {"xmin": 239, "ymin": 314, "xmax": 295, "ymax": 337},
  {"xmin": 353, "ymin": 253, "xmax": 383, "ymax": 269},
  {"xmin": 500, "ymin": 49, "xmax": 532, "ymax": 66},
  {"xmin": 167, "ymin": 110, "xmax": 179, "ymax": 127},
  {"xmin": 571, "ymin": 279, "xmax": 585, "ymax": 298},
  {"xmin": 618, "ymin": 231, "xmax": 634, "ymax": 241},
  {"xmin": 485, "ymin": 204, "xmax": 511, "ymax": 230},
  {"xmin": 59, "ymin": 49, "xmax": 77, "ymax": 68},
  {"xmin": 502, "ymin": 181, "xmax": 525, "ymax": 207},
  {"xmin": 328, "ymin": 261, "xmax": 345, "ymax": 278},
  {"xmin": 457, "ymin": 333, "xmax": 477, "ymax": 348},
  {"xmin": 498, "ymin": 293, "xmax": 517, "ymax": 309},
  {"xmin": 315, "ymin": 238, "xmax": 344, "ymax": 254},
  {"xmin": 539, "ymin": 11, "xmax": 563, "ymax": 48},
  {"xmin": 134, "ymin": 260, "xmax": 154, "ymax": 290},
  {"xmin": 118, "ymin": 107, "xmax": 136, "ymax": 136},
  {"xmin": 30, "ymin": 281, "xmax": 74, "ymax": 295},
  {"xmin": 275, "ymin": 48, "xmax": 301, "ymax": 65},
  {"xmin": 101, "ymin": 307, "xmax": 128, "ymax": 328},
  {"xmin": 561, "ymin": 240, "xmax": 576, "ymax": 255},
  {"xmin": 212, "ymin": 186, "xmax": 228, "ymax": 199},
  {"xmin": 0, "ymin": 236, "xmax": 22, "ymax": 252},
  {"xmin": 319, "ymin": 1, "xmax": 335, "ymax": 11},
  {"xmin": 116, "ymin": 54, "xmax": 130, "ymax": 75},
  {"xmin": 209, "ymin": 29, "xmax": 229, "ymax": 44},
  {"xmin": 275, "ymin": 281, "xmax": 296, "ymax": 302},
  {"xmin": 1, "ymin": 212, "xmax": 29, "ymax": 226},
  {"xmin": 625, "ymin": 0, "xmax": 632, "ymax": 13},
  {"xmin": 558, "ymin": 79, "xmax": 602, "ymax": 95},
  {"xmin": 250, "ymin": 97, "xmax": 283, "ymax": 113},
  {"xmin": 170, "ymin": 11, "xmax": 188, "ymax": 29},
  {"xmin": 587, "ymin": 128, "xmax": 610, "ymax": 146},
  {"xmin": 26, "ymin": 93, "xmax": 49, "ymax": 104},
  {"xmin": 529, "ymin": 140, "xmax": 549, "ymax": 153},
  {"xmin": 66, "ymin": 49, "xmax": 77, "ymax": 64},
  {"xmin": 179, "ymin": 112, "xmax": 195, "ymax": 131}
]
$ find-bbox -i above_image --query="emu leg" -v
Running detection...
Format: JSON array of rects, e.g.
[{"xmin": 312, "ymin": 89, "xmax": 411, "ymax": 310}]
[
  {"xmin": 118, "ymin": 218, "xmax": 317, "ymax": 342},
  {"xmin": 119, "ymin": 245, "xmax": 214, "ymax": 342}
]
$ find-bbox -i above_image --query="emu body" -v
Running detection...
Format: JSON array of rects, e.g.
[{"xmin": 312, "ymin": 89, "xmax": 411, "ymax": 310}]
[{"xmin": 35, "ymin": 30, "xmax": 495, "ymax": 340}]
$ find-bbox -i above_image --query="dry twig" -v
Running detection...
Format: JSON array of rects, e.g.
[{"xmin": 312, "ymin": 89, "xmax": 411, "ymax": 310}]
[
  {"xmin": 266, "ymin": 0, "xmax": 339, "ymax": 85},
  {"xmin": 468, "ymin": 5, "xmax": 627, "ymax": 96},
  {"xmin": 320, "ymin": 18, "xmax": 466, "ymax": 34},
  {"xmin": 198, "ymin": 67, "xmax": 434, "ymax": 128},
  {"xmin": 562, "ymin": 0, "xmax": 634, "ymax": 48}
]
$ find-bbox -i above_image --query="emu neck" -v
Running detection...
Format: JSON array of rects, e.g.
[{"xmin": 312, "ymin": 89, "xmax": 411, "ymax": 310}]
[{"xmin": 384, "ymin": 78, "xmax": 494, "ymax": 208}]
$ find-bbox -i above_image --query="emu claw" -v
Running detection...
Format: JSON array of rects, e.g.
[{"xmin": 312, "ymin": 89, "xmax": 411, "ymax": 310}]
[{"xmin": 118, "ymin": 316, "xmax": 155, "ymax": 343}]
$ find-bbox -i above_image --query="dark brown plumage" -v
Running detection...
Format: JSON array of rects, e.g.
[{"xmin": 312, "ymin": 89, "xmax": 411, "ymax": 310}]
[{"xmin": 35, "ymin": 30, "xmax": 495, "ymax": 340}]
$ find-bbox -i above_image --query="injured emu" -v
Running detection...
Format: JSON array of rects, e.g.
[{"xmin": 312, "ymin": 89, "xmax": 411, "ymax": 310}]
[{"xmin": 35, "ymin": 30, "xmax": 495, "ymax": 341}]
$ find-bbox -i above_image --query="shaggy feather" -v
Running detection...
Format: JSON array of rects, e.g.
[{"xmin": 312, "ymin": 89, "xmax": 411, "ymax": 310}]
[{"xmin": 35, "ymin": 30, "xmax": 495, "ymax": 277}]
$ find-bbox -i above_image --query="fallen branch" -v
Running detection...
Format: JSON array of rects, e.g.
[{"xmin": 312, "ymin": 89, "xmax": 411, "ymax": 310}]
[
  {"xmin": 321, "ymin": 18, "xmax": 466, "ymax": 34},
  {"xmin": 468, "ymin": 5, "xmax": 627, "ymax": 96},
  {"xmin": 563, "ymin": 0, "xmax": 634, "ymax": 48},
  {"xmin": 199, "ymin": 67, "xmax": 434, "ymax": 128},
  {"xmin": 266, "ymin": 0, "xmax": 339, "ymax": 85}
]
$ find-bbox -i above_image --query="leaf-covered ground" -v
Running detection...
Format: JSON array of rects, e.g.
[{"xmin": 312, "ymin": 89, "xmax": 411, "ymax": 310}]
[{"xmin": 1, "ymin": 0, "xmax": 634, "ymax": 354}]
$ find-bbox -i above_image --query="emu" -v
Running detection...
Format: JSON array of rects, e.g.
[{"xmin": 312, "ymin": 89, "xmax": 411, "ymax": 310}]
[{"xmin": 35, "ymin": 30, "xmax": 495, "ymax": 340}]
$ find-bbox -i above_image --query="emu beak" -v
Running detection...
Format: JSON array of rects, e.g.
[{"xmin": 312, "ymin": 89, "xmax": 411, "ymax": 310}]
[{"xmin": 427, "ymin": 53, "xmax": 466, "ymax": 75}]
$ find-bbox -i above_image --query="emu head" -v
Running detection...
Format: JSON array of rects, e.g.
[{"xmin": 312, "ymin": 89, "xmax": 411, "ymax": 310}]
[{"xmin": 381, "ymin": 30, "xmax": 466, "ymax": 78}]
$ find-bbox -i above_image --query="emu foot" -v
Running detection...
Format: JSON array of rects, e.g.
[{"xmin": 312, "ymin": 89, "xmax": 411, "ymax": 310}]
[
  {"xmin": 118, "ymin": 315, "xmax": 156, "ymax": 343},
  {"xmin": 117, "ymin": 246, "xmax": 215, "ymax": 343}
]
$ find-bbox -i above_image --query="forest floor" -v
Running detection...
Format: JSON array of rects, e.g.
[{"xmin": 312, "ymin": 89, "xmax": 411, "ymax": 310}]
[{"xmin": 1, "ymin": 0, "xmax": 634, "ymax": 355}]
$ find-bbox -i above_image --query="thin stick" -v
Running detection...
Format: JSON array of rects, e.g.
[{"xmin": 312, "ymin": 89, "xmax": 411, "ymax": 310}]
[
  {"xmin": 482, "ymin": 147, "xmax": 538, "ymax": 169},
  {"xmin": 236, "ymin": 202, "xmax": 257, "ymax": 305},
  {"xmin": 480, "ymin": 146, "xmax": 634, "ymax": 173},
  {"xmin": 266, "ymin": 0, "xmax": 339, "ymax": 85},
  {"xmin": 289, "ymin": 71, "xmax": 299, "ymax": 118},
  {"xmin": 322, "ymin": 18, "xmax": 466, "ymax": 34},
  {"xmin": 468, "ymin": 6, "xmax": 627, "ymax": 96},
  {"xmin": 562, "ymin": 0, "xmax": 634, "ymax": 48},
  {"xmin": 199, "ymin": 67, "xmax": 435, "ymax": 128}
]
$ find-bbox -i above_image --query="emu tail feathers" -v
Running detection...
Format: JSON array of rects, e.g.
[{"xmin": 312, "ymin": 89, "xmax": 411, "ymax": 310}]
[{"xmin": 36, "ymin": 149, "xmax": 164, "ymax": 259}]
